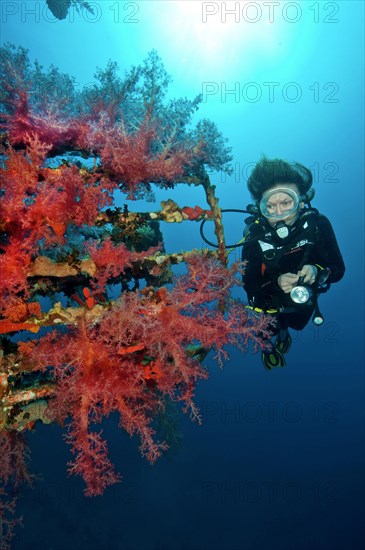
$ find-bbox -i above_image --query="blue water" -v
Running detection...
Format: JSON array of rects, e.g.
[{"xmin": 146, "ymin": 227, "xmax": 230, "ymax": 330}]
[{"xmin": 1, "ymin": 1, "xmax": 364, "ymax": 549}]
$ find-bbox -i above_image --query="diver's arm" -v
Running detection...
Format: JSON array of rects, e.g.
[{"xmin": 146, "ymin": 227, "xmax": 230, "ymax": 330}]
[
  {"xmin": 313, "ymin": 215, "xmax": 345, "ymax": 283},
  {"xmin": 241, "ymin": 242, "xmax": 279, "ymax": 305}
]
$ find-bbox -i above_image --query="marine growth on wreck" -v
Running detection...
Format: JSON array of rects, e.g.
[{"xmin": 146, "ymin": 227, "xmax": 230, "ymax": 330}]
[{"xmin": 0, "ymin": 45, "xmax": 271, "ymax": 521}]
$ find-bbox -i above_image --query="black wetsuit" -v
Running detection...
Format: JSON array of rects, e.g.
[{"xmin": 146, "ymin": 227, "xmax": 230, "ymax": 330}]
[{"xmin": 241, "ymin": 210, "xmax": 345, "ymax": 331}]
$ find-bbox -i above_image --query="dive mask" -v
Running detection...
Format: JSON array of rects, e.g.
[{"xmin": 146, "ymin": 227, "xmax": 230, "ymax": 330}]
[{"xmin": 259, "ymin": 187, "xmax": 300, "ymax": 222}]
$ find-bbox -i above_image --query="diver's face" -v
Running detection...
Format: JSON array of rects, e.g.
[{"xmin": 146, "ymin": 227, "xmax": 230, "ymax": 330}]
[
  {"xmin": 266, "ymin": 191, "xmax": 295, "ymax": 218},
  {"xmin": 263, "ymin": 184, "xmax": 303, "ymax": 227}
]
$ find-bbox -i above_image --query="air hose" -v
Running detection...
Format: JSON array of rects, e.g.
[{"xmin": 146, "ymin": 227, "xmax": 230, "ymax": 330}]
[{"xmin": 199, "ymin": 209, "xmax": 251, "ymax": 249}]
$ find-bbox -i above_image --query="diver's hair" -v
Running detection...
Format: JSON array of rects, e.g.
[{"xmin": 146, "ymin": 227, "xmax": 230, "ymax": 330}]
[{"xmin": 247, "ymin": 156, "xmax": 313, "ymax": 201}]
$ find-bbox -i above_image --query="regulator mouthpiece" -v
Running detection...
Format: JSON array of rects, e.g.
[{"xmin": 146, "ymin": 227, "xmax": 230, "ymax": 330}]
[{"xmin": 275, "ymin": 222, "xmax": 290, "ymax": 239}]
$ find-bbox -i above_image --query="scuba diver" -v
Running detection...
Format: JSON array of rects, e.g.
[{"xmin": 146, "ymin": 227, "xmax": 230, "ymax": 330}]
[{"xmin": 241, "ymin": 157, "xmax": 345, "ymax": 370}]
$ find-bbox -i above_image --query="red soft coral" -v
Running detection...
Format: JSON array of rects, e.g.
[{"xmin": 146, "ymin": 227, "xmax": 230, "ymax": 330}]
[
  {"xmin": 28, "ymin": 257, "xmax": 270, "ymax": 495},
  {"xmin": 0, "ymin": 432, "xmax": 31, "ymax": 550},
  {"xmin": 0, "ymin": 134, "xmax": 117, "ymax": 313},
  {"xmin": 87, "ymin": 237, "xmax": 160, "ymax": 292}
]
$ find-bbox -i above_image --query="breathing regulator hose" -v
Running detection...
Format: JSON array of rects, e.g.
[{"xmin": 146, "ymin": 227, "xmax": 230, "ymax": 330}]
[{"xmin": 199, "ymin": 209, "xmax": 251, "ymax": 250}]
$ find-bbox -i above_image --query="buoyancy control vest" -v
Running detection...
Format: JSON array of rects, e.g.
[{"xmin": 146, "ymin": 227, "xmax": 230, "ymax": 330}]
[{"xmin": 242, "ymin": 207, "xmax": 321, "ymax": 271}]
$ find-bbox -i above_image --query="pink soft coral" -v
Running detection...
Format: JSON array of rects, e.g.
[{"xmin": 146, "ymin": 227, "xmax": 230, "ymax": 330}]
[
  {"xmin": 3, "ymin": 91, "xmax": 89, "ymax": 153},
  {"xmin": 82, "ymin": 116, "xmax": 194, "ymax": 197}
]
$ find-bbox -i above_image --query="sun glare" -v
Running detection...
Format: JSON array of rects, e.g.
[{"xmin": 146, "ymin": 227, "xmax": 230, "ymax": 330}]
[{"xmin": 157, "ymin": 1, "xmax": 283, "ymax": 76}]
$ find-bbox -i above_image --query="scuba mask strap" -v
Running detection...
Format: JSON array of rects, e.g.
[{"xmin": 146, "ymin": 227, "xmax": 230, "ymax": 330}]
[{"xmin": 300, "ymin": 187, "xmax": 315, "ymax": 206}]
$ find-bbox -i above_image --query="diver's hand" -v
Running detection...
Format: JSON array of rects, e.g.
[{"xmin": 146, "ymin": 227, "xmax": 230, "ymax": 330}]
[
  {"xmin": 298, "ymin": 264, "xmax": 318, "ymax": 285},
  {"xmin": 277, "ymin": 273, "xmax": 299, "ymax": 294}
]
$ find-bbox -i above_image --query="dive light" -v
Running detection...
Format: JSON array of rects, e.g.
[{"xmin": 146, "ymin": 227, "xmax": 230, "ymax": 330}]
[
  {"xmin": 290, "ymin": 276, "xmax": 312, "ymax": 304},
  {"xmin": 290, "ymin": 276, "xmax": 326, "ymax": 326}
]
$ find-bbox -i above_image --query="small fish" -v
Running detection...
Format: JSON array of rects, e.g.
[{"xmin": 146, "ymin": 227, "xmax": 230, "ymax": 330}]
[{"xmin": 46, "ymin": 0, "xmax": 94, "ymax": 21}]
